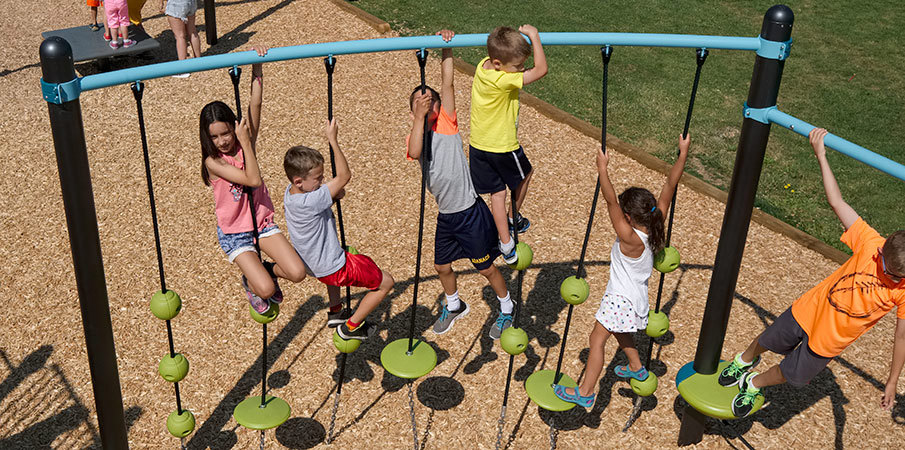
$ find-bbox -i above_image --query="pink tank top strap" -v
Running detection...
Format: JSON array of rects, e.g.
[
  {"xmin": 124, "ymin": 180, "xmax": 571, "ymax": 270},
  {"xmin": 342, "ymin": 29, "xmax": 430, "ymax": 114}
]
[{"xmin": 211, "ymin": 147, "xmax": 276, "ymax": 234}]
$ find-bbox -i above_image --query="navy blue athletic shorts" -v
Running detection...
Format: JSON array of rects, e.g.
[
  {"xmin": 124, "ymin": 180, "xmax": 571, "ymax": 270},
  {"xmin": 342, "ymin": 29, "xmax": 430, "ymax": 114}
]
[
  {"xmin": 469, "ymin": 145, "xmax": 533, "ymax": 194},
  {"xmin": 435, "ymin": 199, "xmax": 500, "ymax": 270}
]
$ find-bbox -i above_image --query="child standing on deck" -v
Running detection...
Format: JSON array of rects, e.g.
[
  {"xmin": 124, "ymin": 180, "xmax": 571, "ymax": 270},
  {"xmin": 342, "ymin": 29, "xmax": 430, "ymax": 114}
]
[
  {"xmin": 554, "ymin": 135, "xmax": 690, "ymax": 408},
  {"xmin": 470, "ymin": 25, "xmax": 547, "ymax": 264},
  {"xmin": 407, "ymin": 30, "xmax": 514, "ymax": 339},
  {"xmin": 104, "ymin": 0, "xmax": 133, "ymax": 49},
  {"xmin": 717, "ymin": 128, "xmax": 905, "ymax": 418},
  {"xmin": 283, "ymin": 120, "xmax": 395, "ymax": 341},
  {"xmin": 200, "ymin": 47, "xmax": 307, "ymax": 315}
]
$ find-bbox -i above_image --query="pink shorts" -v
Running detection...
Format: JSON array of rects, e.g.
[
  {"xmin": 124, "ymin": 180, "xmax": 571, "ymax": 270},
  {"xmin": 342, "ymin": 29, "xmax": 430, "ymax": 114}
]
[
  {"xmin": 105, "ymin": 0, "xmax": 130, "ymax": 28},
  {"xmin": 318, "ymin": 252, "xmax": 384, "ymax": 291}
]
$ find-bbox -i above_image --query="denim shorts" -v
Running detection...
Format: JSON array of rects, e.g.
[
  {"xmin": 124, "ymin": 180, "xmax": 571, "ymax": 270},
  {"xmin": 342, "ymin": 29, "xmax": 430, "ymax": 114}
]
[{"xmin": 217, "ymin": 224, "xmax": 281, "ymax": 262}]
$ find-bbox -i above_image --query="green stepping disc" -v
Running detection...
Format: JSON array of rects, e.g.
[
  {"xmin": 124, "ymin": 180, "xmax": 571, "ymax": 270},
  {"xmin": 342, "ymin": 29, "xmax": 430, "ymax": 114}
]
[
  {"xmin": 676, "ymin": 361, "xmax": 765, "ymax": 420},
  {"xmin": 380, "ymin": 338, "xmax": 437, "ymax": 379},
  {"xmin": 525, "ymin": 369, "xmax": 578, "ymax": 412},
  {"xmin": 233, "ymin": 395, "xmax": 291, "ymax": 430}
]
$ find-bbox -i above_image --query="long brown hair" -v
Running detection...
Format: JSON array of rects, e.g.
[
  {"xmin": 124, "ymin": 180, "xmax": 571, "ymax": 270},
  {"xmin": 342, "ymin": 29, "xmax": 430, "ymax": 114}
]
[
  {"xmin": 618, "ymin": 187, "xmax": 665, "ymax": 254},
  {"xmin": 199, "ymin": 101, "xmax": 237, "ymax": 186}
]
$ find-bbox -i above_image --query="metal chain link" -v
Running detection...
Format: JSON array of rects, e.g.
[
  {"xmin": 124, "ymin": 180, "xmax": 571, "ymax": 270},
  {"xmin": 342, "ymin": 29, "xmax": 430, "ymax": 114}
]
[
  {"xmin": 408, "ymin": 382, "xmax": 419, "ymax": 450},
  {"xmin": 549, "ymin": 418, "xmax": 558, "ymax": 450},
  {"xmin": 326, "ymin": 389, "xmax": 340, "ymax": 444},
  {"xmin": 494, "ymin": 404, "xmax": 507, "ymax": 450},
  {"xmin": 259, "ymin": 430, "xmax": 265, "ymax": 450},
  {"xmin": 179, "ymin": 437, "xmax": 186, "ymax": 450}
]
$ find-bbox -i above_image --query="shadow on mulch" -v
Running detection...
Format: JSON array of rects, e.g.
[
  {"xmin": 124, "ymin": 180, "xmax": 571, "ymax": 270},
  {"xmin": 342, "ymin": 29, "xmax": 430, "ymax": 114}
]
[{"xmin": 0, "ymin": 346, "xmax": 142, "ymax": 449}]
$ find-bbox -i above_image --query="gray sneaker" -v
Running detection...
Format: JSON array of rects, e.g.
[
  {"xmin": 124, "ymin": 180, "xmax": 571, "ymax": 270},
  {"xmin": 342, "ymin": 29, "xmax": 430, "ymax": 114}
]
[
  {"xmin": 432, "ymin": 301, "xmax": 470, "ymax": 335},
  {"xmin": 489, "ymin": 312, "xmax": 513, "ymax": 340}
]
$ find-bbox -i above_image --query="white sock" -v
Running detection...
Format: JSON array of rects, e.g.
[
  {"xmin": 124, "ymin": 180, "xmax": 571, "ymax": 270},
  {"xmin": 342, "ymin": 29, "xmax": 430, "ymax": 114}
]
[
  {"xmin": 500, "ymin": 236, "xmax": 515, "ymax": 253},
  {"xmin": 746, "ymin": 372, "xmax": 760, "ymax": 391},
  {"xmin": 498, "ymin": 293, "xmax": 513, "ymax": 314},
  {"xmin": 445, "ymin": 291, "xmax": 461, "ymax": 311},
  {"xmin": 736, "ymin": 352, "xmax": 753, "ymax": 366}
]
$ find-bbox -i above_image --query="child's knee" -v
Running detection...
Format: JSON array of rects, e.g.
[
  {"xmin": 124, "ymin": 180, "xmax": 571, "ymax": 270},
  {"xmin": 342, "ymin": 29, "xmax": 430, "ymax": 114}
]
[
  {"xmin": 283, "ymin": 264, "xmax": 306, "ymax": 283},
  {"xmin": 478, "ymin": 265, "xmax": 497, "ymax": 279},
  {"xmin": 379, "ymin": 271, "xmax": 395, "ymax": 290},
  {"xmin": 434, "ymin": 263, "xmax": 453, "ymax": 275},
  {"xmin": 251, "ymin": 277, "xmax": 276, "ymax": 300}
]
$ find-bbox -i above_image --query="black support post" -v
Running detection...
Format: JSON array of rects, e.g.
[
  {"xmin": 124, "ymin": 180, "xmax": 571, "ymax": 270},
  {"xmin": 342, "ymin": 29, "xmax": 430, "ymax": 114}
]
[
  {"xmin": 40, "ymin": 36, "xmax": 129, "ymax": 449},
  {"xmin": 203, "ymin": 0, "xmax": 217, "ymax": 45},
  {"xmin": 678, "ymin": 5, "xmax": 793, "ymax": 445}
]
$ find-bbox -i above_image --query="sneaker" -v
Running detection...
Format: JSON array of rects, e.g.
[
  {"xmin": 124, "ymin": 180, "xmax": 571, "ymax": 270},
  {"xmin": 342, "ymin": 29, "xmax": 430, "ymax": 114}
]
[
  {"xmin": 509, "ymin": 214, "xmax": 530, "ymax": 234},
  {"xmin": 241, "ymin": 275, "xmax": 270, "ymax": 314},
  {"xmin": 337, "ymin": 321, "xmax": 376, "ymax": 341},
  {"xmin": 489, "ymin": 312, "xmax": 513, "ymax": 340},
  {"xmin": 262, "ymin": 261, "xmax": 283, "ymax": 304},
  {"xmin": 718, "ymin": 354, "xmax": 761, "ymax": 387},
  {"xmin": 432, "ymin": 301, "xmax": 470, "ymax": 335},
  {"xmin": 500, "ymin": 239, "xmax": 518, "ymax": 265},
  {"xmin": 614, "ymin": 364, "xmax": 649, "ymax": 381},
  {"xmin": 122, "ymin": 39, "xmax": 135, "ymax": 48},
  {"xmin": 109, "ymin": 40, "xmax": 120, "ymax": 49},
  {"xmin": 731, "ymin": 372, "xmax": 762, "ymax": 418},
  {"xmin": 327, "ymin": 308, "xmax": 352, "ymax": 328},
  {"xmin": 104, "ymin": 32, "xmax": 112, "ymax": 42}
]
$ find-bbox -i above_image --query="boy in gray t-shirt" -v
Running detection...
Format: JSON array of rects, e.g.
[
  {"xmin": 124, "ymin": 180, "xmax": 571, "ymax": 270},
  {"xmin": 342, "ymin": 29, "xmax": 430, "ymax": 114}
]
[
  {"xmin": 283, "ymin": 119, "xmax": 394, "ymax": 341},
  {"xmin": 406, "ymin": 30, "xmax": 513, "ymax": 340}
]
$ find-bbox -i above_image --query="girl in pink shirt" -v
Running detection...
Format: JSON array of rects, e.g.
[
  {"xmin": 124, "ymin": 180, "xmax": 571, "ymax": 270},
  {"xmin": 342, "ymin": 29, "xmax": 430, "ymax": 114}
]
[{"xmin": 200, "ymin": 46, "xmax": 305, "ymax": 313}]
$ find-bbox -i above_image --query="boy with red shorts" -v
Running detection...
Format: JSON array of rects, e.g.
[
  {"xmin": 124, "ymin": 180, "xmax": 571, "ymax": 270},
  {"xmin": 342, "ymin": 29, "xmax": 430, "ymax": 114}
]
[
  {"xmin": 283, "ymin": 119, "xmax": 394, "ymax": 340},
  {"xmin": 721, "ymin": 128, "xmax": 905, "ymax": 417}
]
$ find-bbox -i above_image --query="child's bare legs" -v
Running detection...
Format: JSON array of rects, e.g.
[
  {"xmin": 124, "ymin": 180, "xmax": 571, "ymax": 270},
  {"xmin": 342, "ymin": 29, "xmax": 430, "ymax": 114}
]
[
  {"xmin": 326, "ymin": 285, "xmax": 342, "ymax": 309},
  {"xmin": 739, "ymin": 332, "xmax": 786, "ymax": 388},
  {"xmin": 614, "ymin": 332, "xmax": 643, "ymax": 372},
  {"xmin": 435, "ymin": 263, "xmax": 457, "ymax": 296},
  {"xmin": 571, "ymin": 322, "xmax": 612, "ymax": 397},
  {"xmin": 90, "ymin": 6, "xmax": 99, "ymax": 25},
  {"xmin": 489, "ymin": 190, "xmax": 512, "ymax": 244},
  {"xmin": 233, "ymin": 252, "xmax": 275, "ymax": 299},
  {"xmin": 185, "ymin": 15, "xmax": 201, "ymax": 58},
  {"xmin": 349, "ymin": 270, "xmax": 394, "ymax": 324},
  {"xmin": 167, "ymin": 15, "xmax": 188, "ymax": 60},
  {"xmin": 509, "ymin": 170, "xmax": 533, "ymax": 220},
  {"xmin": 259, "ymin": 234, "xmax": 306, "ymax": 283},
  {"xmin": 478, "ymin": 265, "xmax": 509, "ymax": 298}
]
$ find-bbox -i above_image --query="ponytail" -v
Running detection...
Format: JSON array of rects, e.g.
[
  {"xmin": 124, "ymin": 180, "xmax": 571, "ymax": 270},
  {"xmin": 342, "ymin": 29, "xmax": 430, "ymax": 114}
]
[
  {"xmin": 617, "ymin": 187, "xmax": 666, "ymax": 254},
  {"xmin": 646, "ymin": 207, "xmax": 666, "ymax": 255}
]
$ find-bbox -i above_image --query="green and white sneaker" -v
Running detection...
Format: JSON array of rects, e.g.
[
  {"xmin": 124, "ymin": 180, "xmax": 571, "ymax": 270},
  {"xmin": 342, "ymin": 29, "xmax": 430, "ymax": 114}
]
[
  {"xmin": 432, "ymin": 301, "xmax": 470, "ymax": 335},
  {"xmin": 731, "ymin": 371, "xmax": 762, "ymax": 418},
  {"xmin": 489, "ymin": 312, "xmax": 513, "ymax": 340},
  {"xmin": 718, "ymin": 353, "xmax": 761, "ymax": 387}
]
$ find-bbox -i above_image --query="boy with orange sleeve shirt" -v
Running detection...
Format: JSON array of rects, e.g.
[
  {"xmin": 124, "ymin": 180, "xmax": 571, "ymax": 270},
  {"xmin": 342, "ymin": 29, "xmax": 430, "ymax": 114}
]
[{"xmin": 720, "ymin": 128, "xmax": 905, "ymax": 418}]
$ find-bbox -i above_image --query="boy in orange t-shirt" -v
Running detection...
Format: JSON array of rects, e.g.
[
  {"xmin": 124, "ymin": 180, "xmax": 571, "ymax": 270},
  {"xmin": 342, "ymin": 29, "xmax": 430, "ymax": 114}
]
[{"xmin": 720, "ymin": 128, "xmax": 905, "ymax": 418}]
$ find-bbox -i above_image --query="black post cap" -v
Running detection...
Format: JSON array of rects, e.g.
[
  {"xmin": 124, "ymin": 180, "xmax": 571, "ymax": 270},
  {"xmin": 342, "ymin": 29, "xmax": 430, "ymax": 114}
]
[
  {"xmin": 39, "ymin": 37, "xmax": 75, "ymax": 84},
  {"xmin": 762, "ymin": 5, "xmax": 794, "ymax": 41}
]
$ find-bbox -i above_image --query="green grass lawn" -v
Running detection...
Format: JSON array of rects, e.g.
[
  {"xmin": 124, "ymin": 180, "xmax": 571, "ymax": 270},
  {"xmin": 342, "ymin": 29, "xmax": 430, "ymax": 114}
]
[{"xmin": 354, "ymin": 0, "xmax": 905, "ymax": 253}]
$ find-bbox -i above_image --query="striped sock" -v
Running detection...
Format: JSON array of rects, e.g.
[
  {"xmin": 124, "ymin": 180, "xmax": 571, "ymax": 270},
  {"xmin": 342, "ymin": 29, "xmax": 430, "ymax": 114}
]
[{"xmin": 347, "ymin": 319, "xmax": 361, "ymax": 331}]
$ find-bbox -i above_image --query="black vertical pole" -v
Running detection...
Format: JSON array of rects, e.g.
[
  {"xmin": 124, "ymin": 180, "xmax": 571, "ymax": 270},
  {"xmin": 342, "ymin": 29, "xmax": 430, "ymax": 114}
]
[
  {"xmin": 203, "ymin": 0, "xmax": 217, "ymax": 45},
  {"xmin": 408, "ymin": 49, "xmax": 430, "ymax": 353},
  {"xmin": 40, "ymin": 36, "xmax": 129, "ymax": 449},
  {"xmin": 678, "ymin": 5, "xmax": 793, "ymax": 445}
]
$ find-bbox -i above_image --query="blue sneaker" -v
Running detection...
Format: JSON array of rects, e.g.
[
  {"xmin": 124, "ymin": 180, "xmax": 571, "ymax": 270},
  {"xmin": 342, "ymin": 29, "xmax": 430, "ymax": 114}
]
[
  {"xmin": 614, "ymin": 364, "xmax": 649, "ymax": 382},
  {"xmin": 509, "ymin": 214, "xmax": 530, "ymax": 234},
  {"xmin": 489, "ymin": 311, "xmax": 513, "ymax": 340},
  {"xmin": 554, "ymin": 384, "xmax": 595, "ymax": 408}
]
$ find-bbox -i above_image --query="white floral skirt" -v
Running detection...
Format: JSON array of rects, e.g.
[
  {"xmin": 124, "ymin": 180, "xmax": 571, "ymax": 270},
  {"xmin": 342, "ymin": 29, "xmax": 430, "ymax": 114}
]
[{"xmin": 595, "ymin": 293, "xmax": 647, "ymax": 333}]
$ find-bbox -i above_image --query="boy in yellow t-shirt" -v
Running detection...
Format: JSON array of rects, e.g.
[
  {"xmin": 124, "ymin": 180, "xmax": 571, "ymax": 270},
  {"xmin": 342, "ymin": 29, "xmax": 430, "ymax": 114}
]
[
  {"xmin": 469, "ymin": 25, "xmax": 547, "ymax": 264},
  {"xmin": 719, "ymin": 128, "xmax": 905, "ymax": 418}
]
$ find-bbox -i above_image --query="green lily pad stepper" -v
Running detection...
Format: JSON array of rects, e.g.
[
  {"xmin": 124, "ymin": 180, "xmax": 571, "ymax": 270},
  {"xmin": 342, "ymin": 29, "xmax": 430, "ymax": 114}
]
[{"xmin": 675, "ymin": 360, "xmax": 765, "ymax": 420}]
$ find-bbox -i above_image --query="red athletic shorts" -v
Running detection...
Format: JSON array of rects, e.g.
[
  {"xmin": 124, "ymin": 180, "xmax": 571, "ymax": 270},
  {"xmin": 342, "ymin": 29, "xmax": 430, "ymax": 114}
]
[
  {"xmin": 318, "ymin": 252, "xmax": 383, "ymax": 290},
  {"xmin": 87, "ymin": 0, "xmax": 103, "ymax": 7}
]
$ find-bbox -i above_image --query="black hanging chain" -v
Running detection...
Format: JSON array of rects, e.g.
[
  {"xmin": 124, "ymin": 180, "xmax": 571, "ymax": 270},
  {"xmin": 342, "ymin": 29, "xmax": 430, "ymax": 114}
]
[
  {"xmin": 408, "ymin": 49, "xmax": 430, "ymax": 353},
  {"xmin": 131, "ymin": 81, "xmax": 184, "ymax": 415},
  {"xmin": 227, "ymin": 66, "xmax": 262, "ymax": 257}
]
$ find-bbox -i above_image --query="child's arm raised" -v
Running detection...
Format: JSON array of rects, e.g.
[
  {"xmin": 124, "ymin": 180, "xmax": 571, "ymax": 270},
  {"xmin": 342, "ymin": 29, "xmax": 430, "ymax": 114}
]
[
  {"xmin": 882, "ymin": 318, "xmax": 905, "ymax": 409},
  {"xmin": 520, "ymin": 25, "xmax": 548, "ymax": 86},
  {"xmin": 407, "ymin": 92, "xmax": 431, "ymax": 160},
  {"xmin": 657, "ymin": 134, "xmax": 690, "ymax": 215},
  {"xmin": 438, "ymin": 29, "xmax": 456, "ymax": 114},
  {"xmin": 811, "ymin": 128, "xmax": 858, "ymax": 230},
  {"xmin": 325, "ymin": 118, "xmax": 351, "ymax": 198},
  {"xmin": 247, "ymin": 46, "xmax": 268, "ymax": 147},
  {"xmin": 205, "ymin": 117, "xmax": 262, "ymax": 187},
  {"xmin": 597, "ymin": 149, "xmax": 644, "ymax": 255}
]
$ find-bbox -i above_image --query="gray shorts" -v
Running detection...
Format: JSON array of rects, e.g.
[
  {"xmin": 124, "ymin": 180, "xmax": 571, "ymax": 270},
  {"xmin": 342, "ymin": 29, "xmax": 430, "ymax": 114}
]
[{"xmin": 758, "ymin": 307, "xmax": 833, "ymax": 387}]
